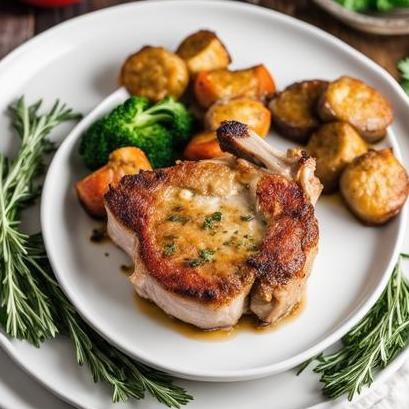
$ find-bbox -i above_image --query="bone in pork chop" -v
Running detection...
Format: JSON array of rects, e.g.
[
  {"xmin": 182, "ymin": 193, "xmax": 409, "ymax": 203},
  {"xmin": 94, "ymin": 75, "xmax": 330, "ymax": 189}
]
[{"xmin": 105, "ymin": 121, "xmax": 322, "ymax": 329}]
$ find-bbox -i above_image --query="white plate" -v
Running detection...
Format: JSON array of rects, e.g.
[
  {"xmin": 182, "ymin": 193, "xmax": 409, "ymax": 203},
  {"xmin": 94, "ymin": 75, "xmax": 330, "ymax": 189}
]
[
  {"xmin": 37, "ymin": 0, "xmax": 408, "ymax": 382},
  {"xmin": 1, "ymin": 316, "xmax": 409, "ymax": 409},
  {"xmin": 0, "ymin": 0, "xmax": 408, "ymax": 407}
]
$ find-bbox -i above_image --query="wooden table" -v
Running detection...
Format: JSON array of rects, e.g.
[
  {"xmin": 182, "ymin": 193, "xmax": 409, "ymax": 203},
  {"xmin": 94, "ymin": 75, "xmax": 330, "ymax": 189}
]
[{"xmin": 1, "ymin": 0, "xmax": 409, "ymax": 79}]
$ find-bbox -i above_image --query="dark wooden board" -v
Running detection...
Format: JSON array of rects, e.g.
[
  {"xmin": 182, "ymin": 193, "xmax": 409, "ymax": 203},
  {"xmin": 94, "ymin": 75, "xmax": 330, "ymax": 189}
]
[
  {"xmin": 1, "ymin": 0, "xmax": 409, "ymax": 79},
  {"xmin": 0, "ymin": 1, "xmax": 34, "ymax": 59}
]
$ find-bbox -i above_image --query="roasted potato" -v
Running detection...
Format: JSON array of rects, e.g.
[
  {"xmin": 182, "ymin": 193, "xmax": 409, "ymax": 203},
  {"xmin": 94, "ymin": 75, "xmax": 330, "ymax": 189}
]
[
  {"xmin": 307, "ymin": 122, "xmax": 367, "ymax": 193},
  {"xmin": 76, "ymin": 147, "xmax": 152, "ymax": 218},
  {"xmin": 340, "ymin": 149, "xmax": 409, "ymax": 225},
  {"xmin": 176, "ymin": 30, "xmax": 231, "ymax": 76},
  {"xmin": 120, "ymin": 46, "xmax": 189, "ymax": 101},
  {"xmin": 318, "ymin": 76, "xmax": 393, "ymax": 143},
  {"xmin": 194, "ymin": 64, "xmax": 275, "ymax": 108},
  {"xmin": 269, "ymin": 80, "xmax": 328, "ymax": 143},
  {"xmin": 205, "ymin": 97, "xmax": 271, "ymax": 137},
  {"xmin": 183, "ymin": 130, "xmax": 223, "ymax": 160}
]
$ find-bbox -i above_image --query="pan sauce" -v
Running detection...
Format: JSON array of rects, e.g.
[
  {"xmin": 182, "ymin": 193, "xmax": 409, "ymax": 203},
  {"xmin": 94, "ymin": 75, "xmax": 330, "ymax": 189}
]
[{"xmin": 134, "ymin": 293, "xmax": 305, "ymax": 341}]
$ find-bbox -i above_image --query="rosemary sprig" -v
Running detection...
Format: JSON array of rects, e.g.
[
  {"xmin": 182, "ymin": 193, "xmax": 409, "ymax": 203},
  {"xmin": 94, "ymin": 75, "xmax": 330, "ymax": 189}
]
[
  {"xmin": 299, "ymin": 254, "xmax": 409, "ymax": 401},
  {"xmin": 0, "ymin": 97, "xmax": 80, "ymax": 345},
  {"xmin": 26, "ymin": 233, "xmax": 192, "ymax": 406},
  {"xmin": 0, "ymin": 98, "xmax": 192, "ymax": 407}
]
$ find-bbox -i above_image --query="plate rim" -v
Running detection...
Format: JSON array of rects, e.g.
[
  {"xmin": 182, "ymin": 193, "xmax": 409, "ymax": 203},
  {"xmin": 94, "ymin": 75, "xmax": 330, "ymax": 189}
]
[
  {"xmin": 41, "ymin": 84, "xmax": 407, "ymax": 381},
  {"xmin": 0, "ymin": 0, "xmax": 404, "ymax": 381},
  {"xmin": 2, "ymin": 325, "xmax": 409, "ymax": 409}
]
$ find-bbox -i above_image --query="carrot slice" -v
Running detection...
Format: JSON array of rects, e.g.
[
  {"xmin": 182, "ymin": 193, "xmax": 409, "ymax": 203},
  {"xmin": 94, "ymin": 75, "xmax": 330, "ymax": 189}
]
[
  {"xmin": 184, "ymin": 131, "xmax": 223, "ymax": 160},
  {"xmin": 194, "ymin": 65, "xmax": 276, "ymax": 108},
  {"xmin": 76, "ymin": 147, "xmax": 152, "ymax": 218}
]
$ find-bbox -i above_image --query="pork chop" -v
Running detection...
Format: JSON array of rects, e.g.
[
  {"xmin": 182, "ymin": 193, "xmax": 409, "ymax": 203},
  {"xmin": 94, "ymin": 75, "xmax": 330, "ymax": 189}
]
[{"xmin": 105, "ymin": 121, "xmax": 322, "ymax": 329}]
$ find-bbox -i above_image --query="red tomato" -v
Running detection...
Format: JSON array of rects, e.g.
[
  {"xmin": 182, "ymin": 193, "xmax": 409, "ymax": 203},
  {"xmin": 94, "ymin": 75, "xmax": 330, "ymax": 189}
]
[{"xmin": 22, "ymin": 0, "xmax": 81, "ymax": 7}]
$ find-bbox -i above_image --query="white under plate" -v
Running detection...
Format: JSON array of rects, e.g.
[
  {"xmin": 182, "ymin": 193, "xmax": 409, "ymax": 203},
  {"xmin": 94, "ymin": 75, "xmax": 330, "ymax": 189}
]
[
  {"xmin": 0, "ymin": 0, "xmax": 409, "ymax": 409},
  {"xmin": 36, "ymin": 0, "xmax": 408, "ymax": 382},
  {"xmin": 1, "ymin": 329, "xmax": 409, "ymax": 409}
]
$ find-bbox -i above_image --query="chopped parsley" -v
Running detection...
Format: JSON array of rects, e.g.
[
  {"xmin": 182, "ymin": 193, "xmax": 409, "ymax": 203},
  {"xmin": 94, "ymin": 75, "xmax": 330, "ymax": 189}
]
[
  {"xmin": 223, "ymin": 233, "xmax": 260, "ymax": 252},
  {"xmin": 184, "ymin": 248, "xmax": 216, "ymax": 267},
  {"xmin": 163, "ymin": 242, "xmax": 177, "ymax": 257},
  {"xmin": 185, "ymin": 258, "xmax": 203, "ymax": 268},
  {"xmin": 211, "ymin": 211, "xmax": 222, "ymax": 221},
  {"xmin": 198, "ymin": 248, "xmax": 215, "ymax": 262},
  {"xmin": 202, "ymin": 211, "xmax": 223, "ymax": 230}
]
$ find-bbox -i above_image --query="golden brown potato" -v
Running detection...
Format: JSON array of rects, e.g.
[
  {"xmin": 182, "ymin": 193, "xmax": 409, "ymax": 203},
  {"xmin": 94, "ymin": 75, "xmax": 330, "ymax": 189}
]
[
  {"xmin": 269, "ymin": 80, "xmax": 328, "ymax": 144},
  {"xmin": 194, "ymin": 65, "xmax": 276, "ymax": 108},
  {"xmin": 176, "ymin": 30, "xmax": 231, "ymax": 76},
  {"xmin": 183, "ymin": 130, "xmax": 223, "ymax": 160},
  {"xmin": 318, "ymin": 76, "xmax": 393, "ymax": 143},
  {"xmin": 120, "ymin": 46, "xmax": 189, "ymax": 101},
  {"xmin": 205, "ymin": 98, "xmax": 271, "ymax": 137},
  {"xmin": 340, "ymin": 149, "xmax": 409, "ymax": 225},
  {"xmin": 76, "ymin": 147, "xmax": 152, "ymax": 218},
  {"xmin": 307, "ymin": 122, "xmax": 367, "ymax": 193}
]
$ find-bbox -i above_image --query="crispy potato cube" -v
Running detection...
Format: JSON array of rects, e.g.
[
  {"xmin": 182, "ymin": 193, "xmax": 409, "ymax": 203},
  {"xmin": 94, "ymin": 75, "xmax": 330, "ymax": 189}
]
[
  {"xmin": 318, "ymin": 76, "xmax": 393, "ymax": 143},
  {"xmin": 194, "ymin": 64, "xmax": 275, "ymax": 108},
  {"xmin": 269, "ymin": 80, "xmax": 328, "ymax": 143},
  {"xmin": 76, "ymin": 147, "xmax": 152, "ymax": 218},
  {"xmin": 176, "ymin": 30, "xmax": 231, "ymax": 75},
  {"xmin": 340, "ymin": 149, "xmax": 409, "ymax": 225},
  {"xmin": 205, "ymin": 98, "xmax": 271, "ymax": 137},
  {"xmin": 120, "ymin": 46, "xmax": 189, "ymax": 101},
  {"xmin": 307, "ymin": 122, "xmax": 367, "ymax": 193},
  {"xmin": 183, "ymin": 130, "xmax": 223, "ymax": 160}
]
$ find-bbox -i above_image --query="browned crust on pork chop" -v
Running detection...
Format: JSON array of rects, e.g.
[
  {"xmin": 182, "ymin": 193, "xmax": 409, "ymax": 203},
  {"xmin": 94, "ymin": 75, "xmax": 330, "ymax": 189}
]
[
  {"xmin": 105, "ymin": 158, "xmax": 318, "ymax": 308},
  {"xmin": 249, "ymin": 174, "xmax": 318, "ymax": 287},
  {"xmin": 105, "ymin": 160, "xmax": 255, "ymax": 305}
]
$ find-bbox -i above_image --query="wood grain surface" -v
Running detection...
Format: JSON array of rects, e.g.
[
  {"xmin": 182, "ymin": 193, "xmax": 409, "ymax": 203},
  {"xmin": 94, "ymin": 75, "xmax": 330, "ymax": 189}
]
[{"xmin": 0, "ymin": 0, "xmax": 408, "ymax": 79}]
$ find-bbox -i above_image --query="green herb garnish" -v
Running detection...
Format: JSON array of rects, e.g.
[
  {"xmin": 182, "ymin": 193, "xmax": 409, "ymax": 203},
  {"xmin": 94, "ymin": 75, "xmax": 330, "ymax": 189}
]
[
  {"xmin": 198, "ymin": 248, "xmax": 215, "ymax": 262},
  {"xmin": 185, "ymin": 258, "xmax": 203, "ymax": 268},
  {"xmin": 163, "ymin": 242, "xmax": 177, "ymax": 257},
  {"xmin": 337, "ymin": 0, "xmax": 409, "ymax": 12},
  {"xmin": 240, "ymin": 214, "xmax": 255, "ymax": 222},
  {"xmin": 185, "ymin": 248, "xmax": 216, "ymax": 267},
  {"xmin": 202, "ymin": 211, "xmax": 222, "ymax": 230},
  {"xmin": 298, "ymin": 254, "xmax": 409, "ymax": 401},
  {"xmin": 0, "ymin": 97, "xmax": 192, "ymax": 408}
]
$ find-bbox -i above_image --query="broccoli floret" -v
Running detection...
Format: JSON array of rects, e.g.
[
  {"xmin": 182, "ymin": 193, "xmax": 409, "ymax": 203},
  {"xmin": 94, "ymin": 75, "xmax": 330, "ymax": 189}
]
[{"xmin": 79, "ymin": 96, "xmax": 194, "ymax": 170}]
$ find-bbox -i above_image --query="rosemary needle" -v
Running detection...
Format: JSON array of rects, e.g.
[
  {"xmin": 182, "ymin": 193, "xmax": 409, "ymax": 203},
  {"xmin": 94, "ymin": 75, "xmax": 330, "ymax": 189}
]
[
  {"xmin": 299, "ymin": 254, "xmax": 409, "ymax": 401},
  {"xmin": 0, "ymin": 97, "xmax": 192, "ymax": 407}
]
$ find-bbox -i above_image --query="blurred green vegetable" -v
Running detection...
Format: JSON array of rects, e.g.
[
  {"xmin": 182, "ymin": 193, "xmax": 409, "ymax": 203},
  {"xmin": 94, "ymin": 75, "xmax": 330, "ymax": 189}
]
[
  {"xmin": 398, "ymin": 57, "xmax": 409, "ymax": 95},
  {"xmin": 337, "ymin": 0, "xmax": 409, "ymax": 11},
  {"xmin": 79, "ymin": 96, "xmax": 194, "ymax": 170}
]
